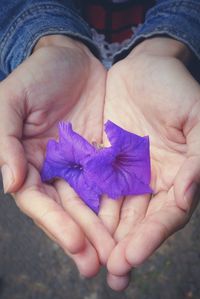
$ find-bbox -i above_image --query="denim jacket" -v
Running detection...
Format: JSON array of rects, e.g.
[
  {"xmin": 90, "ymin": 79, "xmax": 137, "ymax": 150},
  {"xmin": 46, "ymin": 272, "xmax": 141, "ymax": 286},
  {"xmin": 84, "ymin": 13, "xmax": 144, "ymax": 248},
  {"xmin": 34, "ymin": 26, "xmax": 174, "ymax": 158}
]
[{"xmin": 0, "ymin": 0, "xmax": 200, "ymax": 77}]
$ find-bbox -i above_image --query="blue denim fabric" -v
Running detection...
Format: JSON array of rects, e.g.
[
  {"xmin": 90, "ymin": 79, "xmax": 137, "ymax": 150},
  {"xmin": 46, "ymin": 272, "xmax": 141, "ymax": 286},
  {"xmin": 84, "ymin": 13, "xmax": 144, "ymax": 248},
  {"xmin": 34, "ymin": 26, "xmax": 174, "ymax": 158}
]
[
  {"xmin": 0, "ymin": 71, "xmax": 5, "ymax": 81},
  {"xmin": 0, "ymin": 0, "xmax": 200, "ymax": 75},
  {"xmin": 0, "ymin": 0, "xmax": 100, "ymax": 75},
  {"xmin": 114, "ymin": 0, "xmax": 200, "ymax": 62}
]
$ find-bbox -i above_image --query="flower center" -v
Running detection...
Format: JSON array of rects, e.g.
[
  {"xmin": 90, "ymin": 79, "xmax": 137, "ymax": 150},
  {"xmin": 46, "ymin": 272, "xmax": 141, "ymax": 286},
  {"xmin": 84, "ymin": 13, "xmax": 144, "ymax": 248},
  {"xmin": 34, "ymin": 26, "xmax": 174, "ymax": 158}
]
[
  {"xmin": 92, "ymin": 141, "xmax": 104, "ymax": 150},
  {"xmin": 114, "ymin": 154, "xmax": 134, "ymax": 168},
  {"xmin": 69, "ymin": 162, "xmax": 83, "ymax": 171}
]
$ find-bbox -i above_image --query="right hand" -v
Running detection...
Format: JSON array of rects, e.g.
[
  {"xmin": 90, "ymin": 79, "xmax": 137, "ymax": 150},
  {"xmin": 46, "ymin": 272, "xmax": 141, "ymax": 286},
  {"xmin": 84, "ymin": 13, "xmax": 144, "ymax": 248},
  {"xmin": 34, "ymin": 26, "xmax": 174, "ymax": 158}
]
[
  {"xmin": 101, "ymin": 38, "xmax": 200, "ymax": 290},
  {"xmin": 0, "ymin": 35, "xmax": 115, "ymax": 277}
]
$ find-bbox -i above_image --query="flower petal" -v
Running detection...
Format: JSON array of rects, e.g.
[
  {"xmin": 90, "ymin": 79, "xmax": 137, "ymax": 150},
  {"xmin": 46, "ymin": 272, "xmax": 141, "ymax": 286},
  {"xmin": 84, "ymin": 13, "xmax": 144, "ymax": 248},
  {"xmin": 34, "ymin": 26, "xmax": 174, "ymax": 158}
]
[
  {"xmin": 41, "ymin": 140, "xmax": 69, "ymax": 181},
  {"xmin": 58, "ymin": 122, "xmax": 95, "ymax": 163},
  {"xmin": 69, "ymin": 173, "xmax": 101, "ymax": 213},
  {"xmin": 105, "ymin": 120, "xmax": 151, "ymax": 185},
  {"xmin": 41, "ymin": 123, "xmax": 100, "ymax": 213},
  {"xmin": 86, "ymin": 121, "xmax": 152, "ymax": 198},
  {"xmin": 86, "ymin": 147, "xmax": 151, "ymax": 199}
]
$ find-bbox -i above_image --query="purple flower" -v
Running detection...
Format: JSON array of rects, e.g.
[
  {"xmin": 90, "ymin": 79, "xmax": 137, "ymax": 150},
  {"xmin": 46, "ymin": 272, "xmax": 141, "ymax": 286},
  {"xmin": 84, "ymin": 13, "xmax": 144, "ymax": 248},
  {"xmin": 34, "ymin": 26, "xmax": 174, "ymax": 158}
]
[
  {"xmin": 85, "ymin": 121, "xmax": 152, "ymax": 199},
  {"xmin": 41, "ymin": 122, "xmax": 101, "ymax": 213},
  {"xmin": 41, "ymin": 120, "xmax": 152, "ymax": 214}
]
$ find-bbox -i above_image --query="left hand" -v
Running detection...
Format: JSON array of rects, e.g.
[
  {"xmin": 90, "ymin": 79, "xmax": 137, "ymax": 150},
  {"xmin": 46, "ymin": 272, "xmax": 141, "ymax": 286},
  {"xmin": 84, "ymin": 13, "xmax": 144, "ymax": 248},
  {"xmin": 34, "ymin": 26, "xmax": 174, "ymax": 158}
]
[
  {"xmin": 100, "ymin": 38, "xmax": 200, "ymax": 290},
  {"xmin": 0, "ymin": 35, "xmax": 115, "ymax": 277}
]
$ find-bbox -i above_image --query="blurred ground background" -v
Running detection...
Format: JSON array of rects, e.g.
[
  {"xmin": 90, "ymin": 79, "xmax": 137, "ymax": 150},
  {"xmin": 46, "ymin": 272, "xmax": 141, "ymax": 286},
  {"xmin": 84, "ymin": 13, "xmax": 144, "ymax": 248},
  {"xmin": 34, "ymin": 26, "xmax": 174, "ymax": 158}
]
[{"xmin": 0, "ymin": 178, "xmax": 200, "ymax": 299}]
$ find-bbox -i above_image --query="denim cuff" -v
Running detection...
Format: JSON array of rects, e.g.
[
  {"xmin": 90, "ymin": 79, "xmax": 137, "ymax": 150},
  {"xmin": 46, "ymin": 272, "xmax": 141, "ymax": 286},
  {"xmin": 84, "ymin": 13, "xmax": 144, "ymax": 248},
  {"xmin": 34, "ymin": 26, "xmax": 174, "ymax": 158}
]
[
  {"xmin": 114, "ymin": 0, "xmax": 200, "ymax": 62},
  {"xmin": 0, "ymin": 2, "xmax": 100, "ymax": 74}
]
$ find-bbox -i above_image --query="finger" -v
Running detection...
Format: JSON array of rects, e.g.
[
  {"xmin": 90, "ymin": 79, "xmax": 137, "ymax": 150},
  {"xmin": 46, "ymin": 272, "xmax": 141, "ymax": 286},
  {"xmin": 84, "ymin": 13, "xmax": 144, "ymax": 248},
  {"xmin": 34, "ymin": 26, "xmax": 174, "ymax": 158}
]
[
  {"xmin": 125, "ymin": 189, "xmax": 188, "ymax": 268},
  {"xmin": 98, "ymin": 195, "xmax": 123, "ymax": 235},
  {"xmin": 0, "ymin": 80, "xmax": 27, "ymax": 192},
  {"xmin": 38, "ymin": 223, "xmax": 100, "ymax": 277},
  {"xmin": 107, "ymin": 194, "xmax": 150, "ymax": 275},
  {"xmin": 175, "ymin": 121, "xmax": 200, "ymax": 211},
  {"xmin": 106, "ymin": 272, "xmax": 131, "ymax": 291},
  {"xmin": 107, "ymin": 237, "xmax": 132, "ymax": 276},
  {"xmin": 109, "ymin": 189, "xmax": 188, "ymax": 275},
  {"xmin": 67, "ymin": 239, "xmax": 100, "ymax": 278},
  {"xmin": 55, "ymin": 180, "xmax": 116, "ymax": 265},
  {"xmin": 114, "ymin": 194, "xmax": 150, "ymax": 241},
  {"xmin": 107, "ymin": 195, "xmax": 150, "ymax": 276},
  {"xmin": 174, "ymin": 156, "xmax": 200, "ymax": 213},
  {"xmin": 14, "ymin": 165, "xmax": 86, "ymax": 254}
]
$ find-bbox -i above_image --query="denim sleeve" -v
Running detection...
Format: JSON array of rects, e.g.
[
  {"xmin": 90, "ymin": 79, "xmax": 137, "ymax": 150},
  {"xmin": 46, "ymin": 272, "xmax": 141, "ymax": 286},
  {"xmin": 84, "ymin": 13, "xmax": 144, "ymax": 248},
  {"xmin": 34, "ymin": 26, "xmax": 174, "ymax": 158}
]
[
  {"xmin": 0, "ymin": 0, "xmax": 100, "ymax": 75},
  {"xmin": 115, "ymin": 0, "xmax": 200, "ymax": 62}
]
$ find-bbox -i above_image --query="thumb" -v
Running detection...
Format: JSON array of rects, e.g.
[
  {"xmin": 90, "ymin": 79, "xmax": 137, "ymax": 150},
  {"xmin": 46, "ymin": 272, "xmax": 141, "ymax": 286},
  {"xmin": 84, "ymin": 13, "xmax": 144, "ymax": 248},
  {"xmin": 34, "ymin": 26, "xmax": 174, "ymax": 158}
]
[
  {"xmin": 174, "ymin": 122, "xmax": 200, "ymax": 214},
  {"xmin": 174, "ymin": 157, "xmax": 200, "ymax": 214},
  {"xmin": 0, "ymin": 87, "xmax": 27, "ymax": 193}
]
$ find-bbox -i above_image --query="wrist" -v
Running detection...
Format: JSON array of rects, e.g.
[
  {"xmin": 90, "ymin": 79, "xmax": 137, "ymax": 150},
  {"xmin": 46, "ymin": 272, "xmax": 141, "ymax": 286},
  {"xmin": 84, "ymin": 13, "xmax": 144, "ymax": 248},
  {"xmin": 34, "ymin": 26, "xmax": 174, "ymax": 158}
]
[
  {"xmin": 129, "ymin": 37, "xmax": 193, "ymax": 65},
  {"xmin": 33, "ymin": 34, "xmax": 92, "ymax": 57}
]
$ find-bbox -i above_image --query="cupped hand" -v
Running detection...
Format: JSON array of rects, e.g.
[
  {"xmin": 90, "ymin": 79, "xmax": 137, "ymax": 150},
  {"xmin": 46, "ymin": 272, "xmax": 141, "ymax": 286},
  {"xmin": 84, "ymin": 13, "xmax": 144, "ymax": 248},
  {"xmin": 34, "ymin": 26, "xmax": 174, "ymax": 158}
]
[
  {"xmin": 0, "ymin": 36, "xmax": 115, "ymax": 276},
  {"xmin": 101, "ymin": 40, "xmax": 200, "ymax": 290}
]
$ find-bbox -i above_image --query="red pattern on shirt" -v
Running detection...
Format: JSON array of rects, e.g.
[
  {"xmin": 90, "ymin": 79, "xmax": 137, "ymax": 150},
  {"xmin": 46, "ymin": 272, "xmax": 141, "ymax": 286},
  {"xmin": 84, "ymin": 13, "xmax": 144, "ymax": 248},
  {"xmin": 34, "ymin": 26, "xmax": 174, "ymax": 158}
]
[{"xmin": 82, "ymin": 0, "xmax": 155, "ymax": 43}]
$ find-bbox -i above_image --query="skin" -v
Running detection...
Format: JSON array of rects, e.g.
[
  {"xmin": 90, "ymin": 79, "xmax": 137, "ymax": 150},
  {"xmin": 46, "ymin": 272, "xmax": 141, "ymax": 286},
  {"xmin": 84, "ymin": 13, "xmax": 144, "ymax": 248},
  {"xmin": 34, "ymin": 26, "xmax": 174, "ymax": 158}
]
[
  {"xmin": 0, "ymin": 35, "xmax": 200, "ymax": 291},
  {"xmin": 0, "ymin": 35, "xmax": 115, "ymax": 277},
  {"xmin": 103, "ymin": 38, "xmax": 200, "ymax": 290}
]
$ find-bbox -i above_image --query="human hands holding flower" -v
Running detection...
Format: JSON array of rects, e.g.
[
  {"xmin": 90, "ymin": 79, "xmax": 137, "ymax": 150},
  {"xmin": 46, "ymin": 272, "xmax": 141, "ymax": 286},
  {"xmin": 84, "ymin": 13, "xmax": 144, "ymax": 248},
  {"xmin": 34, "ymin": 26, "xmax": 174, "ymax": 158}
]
[
  {"xmin": 1, "ymin": 34, "xmax": 200, "ymax": 292},
  {"xmin": 102, "ymin": 37, "xmax": 200, "ymax": 290},
  {"xmin": 40, "ymin": 37, "xmax": 200, "ymax": 291}
]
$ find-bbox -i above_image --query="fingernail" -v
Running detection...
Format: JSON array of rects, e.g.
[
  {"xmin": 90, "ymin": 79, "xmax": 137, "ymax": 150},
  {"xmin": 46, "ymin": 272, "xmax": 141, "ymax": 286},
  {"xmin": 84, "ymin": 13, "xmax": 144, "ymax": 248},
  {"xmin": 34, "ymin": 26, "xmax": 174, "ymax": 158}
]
[
  {"xmin": 184, "ymin": 182, "xmax": 198, "ymax": 210},
  {"xmin": 1, "ymin": 164, "xmax": 14, "ymax": 193}
]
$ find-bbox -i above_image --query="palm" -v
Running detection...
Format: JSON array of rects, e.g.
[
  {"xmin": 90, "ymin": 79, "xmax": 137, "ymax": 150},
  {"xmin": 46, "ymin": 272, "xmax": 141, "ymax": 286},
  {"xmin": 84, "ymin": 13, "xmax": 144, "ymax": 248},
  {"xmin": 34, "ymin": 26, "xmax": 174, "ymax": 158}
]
[
  {"xmin": 20, "ymin": 46, "xmax": 105, "ymax": 173},
  {"xmin": 4, "ymin": 45, "xmax": 114, "ymax": 276},
  {"xmin": 104, "ymin": 54, "xmax": 200, "ymax": 278}
]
